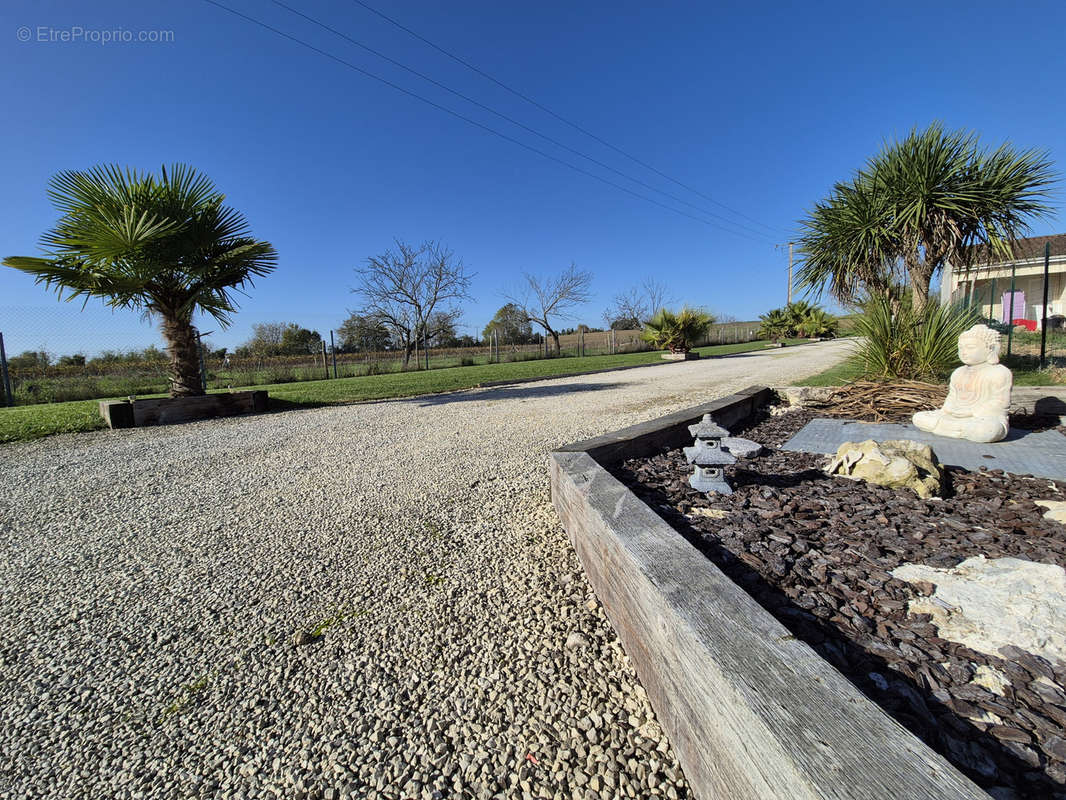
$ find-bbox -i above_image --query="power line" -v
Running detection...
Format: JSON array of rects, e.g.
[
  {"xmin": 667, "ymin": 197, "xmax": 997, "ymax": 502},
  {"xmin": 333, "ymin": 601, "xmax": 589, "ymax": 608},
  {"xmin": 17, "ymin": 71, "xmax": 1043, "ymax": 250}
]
[
  {"xmin": 201, "ymin": 0, "xmax": 777, "ymax": 244},
  {"xmin": 349, "ymin": 0, "xmax": 788, "ymax": 237},
  {"xmin": 271, "ymin": 0, "xmax": 776, "ymax": 243}
]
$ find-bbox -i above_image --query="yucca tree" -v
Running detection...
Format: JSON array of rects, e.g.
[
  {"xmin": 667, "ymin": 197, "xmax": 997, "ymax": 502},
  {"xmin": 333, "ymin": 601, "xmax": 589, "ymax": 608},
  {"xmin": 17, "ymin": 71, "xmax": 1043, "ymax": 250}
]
[
  {"xmin": 4, "ymin": 164, "xmax": 277, "ymax": 396},
  {"xmin": 797, "ymin": 123, "xmax": 1056, "ymax": 312},
  {"xmin": 797, "ymin": 176, "xmax": 901, "ymax": 303},
  {"xmin": 641, "ymin": 307, "xmax": 714, "ymax": 353}
]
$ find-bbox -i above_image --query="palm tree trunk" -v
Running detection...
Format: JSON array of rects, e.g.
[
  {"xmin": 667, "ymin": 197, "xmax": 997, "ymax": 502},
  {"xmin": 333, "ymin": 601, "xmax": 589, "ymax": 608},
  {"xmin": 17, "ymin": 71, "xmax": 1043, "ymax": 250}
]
[
  {"xmin": 904, "ymin": 247, "xmax": 934, "ymax": 315},
  {"xmin": 160, "ymin": 314, "xmax": 204, "ymax": 397}
]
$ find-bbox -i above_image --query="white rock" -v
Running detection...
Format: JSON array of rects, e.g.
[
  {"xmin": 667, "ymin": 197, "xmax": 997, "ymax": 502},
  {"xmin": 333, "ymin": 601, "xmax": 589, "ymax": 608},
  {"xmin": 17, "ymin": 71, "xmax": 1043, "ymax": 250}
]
[
  {"xmin": 1035, "ymin": 498, "xmax": 1066, "ymax": 524},
  {"xmin": 565, "ymin": 633, "xmax": 590, "ymax": 651},
  {"xmin": 972, "ymin": 665, "xmax": 1011, "ymax": 697},
  {"xmin": 893, "ymin": 556, "xmax": 1066, "ymax": 663}
]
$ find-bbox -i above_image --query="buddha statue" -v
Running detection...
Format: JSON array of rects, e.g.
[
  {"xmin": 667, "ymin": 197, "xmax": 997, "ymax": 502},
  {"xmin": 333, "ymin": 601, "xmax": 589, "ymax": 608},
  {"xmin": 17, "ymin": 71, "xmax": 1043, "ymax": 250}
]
[{"xmin": 912, "ymin": 324, "xmax": 1012, "ymax": 443}]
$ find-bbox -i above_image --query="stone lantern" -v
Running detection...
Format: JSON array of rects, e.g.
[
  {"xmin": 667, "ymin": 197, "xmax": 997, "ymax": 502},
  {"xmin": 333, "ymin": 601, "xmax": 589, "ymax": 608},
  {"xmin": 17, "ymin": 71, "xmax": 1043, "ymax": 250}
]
[{"xmin": 685, "ymin": 414, "xmax": 762, "ymax": 495}]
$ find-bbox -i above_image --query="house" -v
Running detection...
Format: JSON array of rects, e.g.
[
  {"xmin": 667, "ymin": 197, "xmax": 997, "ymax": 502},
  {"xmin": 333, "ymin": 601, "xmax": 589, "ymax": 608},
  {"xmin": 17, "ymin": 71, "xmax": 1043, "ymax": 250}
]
[{"xmin": 940, "ymin": 233, "xmax": 1066, "ymax": 327}]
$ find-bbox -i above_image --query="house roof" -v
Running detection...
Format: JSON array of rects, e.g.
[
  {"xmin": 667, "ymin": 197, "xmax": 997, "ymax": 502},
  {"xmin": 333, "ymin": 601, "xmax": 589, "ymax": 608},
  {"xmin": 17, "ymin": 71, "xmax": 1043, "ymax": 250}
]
[{"xmin": 970, "ymin": 233, "xmax": 1066, "ymax": 265}]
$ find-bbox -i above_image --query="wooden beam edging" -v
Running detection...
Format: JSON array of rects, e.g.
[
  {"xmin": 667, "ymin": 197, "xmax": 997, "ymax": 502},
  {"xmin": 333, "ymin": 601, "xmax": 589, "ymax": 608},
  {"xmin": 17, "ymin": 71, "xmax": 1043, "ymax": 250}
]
[
  {"xmin": 99, "ymin": 391, "xmax": 269, "ymax": 429},
  {"xmin": 548, "ymin": 389, "xmax": 986, "ymax": 800}
]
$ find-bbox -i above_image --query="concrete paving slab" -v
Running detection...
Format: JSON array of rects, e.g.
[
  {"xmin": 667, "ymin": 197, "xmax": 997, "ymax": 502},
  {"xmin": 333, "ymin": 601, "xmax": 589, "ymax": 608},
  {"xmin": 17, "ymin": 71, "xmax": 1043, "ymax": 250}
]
[{"xmin": 783, "ymin": 417, "xmax": 1066, "ymax": 481}]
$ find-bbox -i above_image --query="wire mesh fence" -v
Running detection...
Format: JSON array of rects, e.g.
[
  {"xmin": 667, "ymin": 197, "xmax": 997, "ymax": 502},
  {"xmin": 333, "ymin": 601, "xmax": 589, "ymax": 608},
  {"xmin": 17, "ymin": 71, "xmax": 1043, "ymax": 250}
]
[
  {"xmin": 944, "ymin": 234, "xmax": 1066, "ymax": 369},
  {"xmin": 0, "ymin": 304, "xmax": 768, "ymax": 407}
]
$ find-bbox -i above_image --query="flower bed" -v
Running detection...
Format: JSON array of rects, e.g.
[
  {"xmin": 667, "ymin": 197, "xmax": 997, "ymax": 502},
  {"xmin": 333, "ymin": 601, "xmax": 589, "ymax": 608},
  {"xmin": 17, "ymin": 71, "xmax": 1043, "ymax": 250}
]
[{"xmin": 610, "ymin": 408, "xmax": 1066, "ymax": 799}]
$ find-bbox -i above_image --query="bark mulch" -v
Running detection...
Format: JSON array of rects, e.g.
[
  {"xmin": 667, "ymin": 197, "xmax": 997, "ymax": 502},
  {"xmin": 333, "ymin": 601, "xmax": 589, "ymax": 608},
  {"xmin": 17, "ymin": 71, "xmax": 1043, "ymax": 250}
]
[{"xmin": 610, "ymin": 408, "xmax": 1066, "ymax": 799}]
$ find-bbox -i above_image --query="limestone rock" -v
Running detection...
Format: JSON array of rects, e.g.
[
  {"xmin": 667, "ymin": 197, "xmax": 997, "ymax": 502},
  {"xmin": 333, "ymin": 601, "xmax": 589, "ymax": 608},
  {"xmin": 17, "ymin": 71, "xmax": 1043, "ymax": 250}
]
[
  {"xmin": 1035, "ymin": 498, "xmax": 1066, "ymax": 524},
  {"xmin": 824, "ymin": 439, "xmax": 943, "ymax": 498},
  {"xmin": 775, "ymin": 386, "xmax": 834, "ymax": 408},
  {"xmin": 892, "ymin": 556, "xmax": 1066, "ymax": 664},
  {"xmin": 972, "ymin": 665, "xmax": 1011, "ymax": 697},
  {"xmin": 565, "ymin": 632, "xmax": 590, "ymax": 650}
]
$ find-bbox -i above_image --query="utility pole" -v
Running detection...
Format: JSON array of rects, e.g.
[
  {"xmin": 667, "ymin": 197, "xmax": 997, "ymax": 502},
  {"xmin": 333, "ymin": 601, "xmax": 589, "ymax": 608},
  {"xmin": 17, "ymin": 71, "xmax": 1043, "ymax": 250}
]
[
  {"xmin": 787, "ymin": 241, "xmax": 794, "ymax": 304},
  {"xmin": 777, "ymin": 242, "xmax": 795, "ymax": 304}
]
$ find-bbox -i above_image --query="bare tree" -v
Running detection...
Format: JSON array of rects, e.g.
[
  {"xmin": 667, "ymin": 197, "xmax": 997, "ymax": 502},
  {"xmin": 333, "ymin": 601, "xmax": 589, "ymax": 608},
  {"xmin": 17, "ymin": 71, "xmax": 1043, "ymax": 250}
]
[
  {"xmin": 352, "ymin": 240, "xmax": 473, "ymax": 369},
  {"xmin": 506, "ymin": 263, "xmax": 593, "ymax": 354},
  {"xmin": 602, "ymin": 277, "xmax": 675, "ymax": 329}
]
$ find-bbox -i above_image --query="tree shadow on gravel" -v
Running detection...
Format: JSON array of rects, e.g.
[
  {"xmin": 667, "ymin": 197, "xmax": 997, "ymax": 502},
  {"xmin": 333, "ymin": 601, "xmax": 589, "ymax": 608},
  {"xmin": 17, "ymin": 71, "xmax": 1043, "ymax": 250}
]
[
  {"xmin": 629, "ymin": 470, "xmax": 1055, "ymax": 799},
  {"xmin": 411, "ymin": 381, "xmax": 629, "ymax": 407}
]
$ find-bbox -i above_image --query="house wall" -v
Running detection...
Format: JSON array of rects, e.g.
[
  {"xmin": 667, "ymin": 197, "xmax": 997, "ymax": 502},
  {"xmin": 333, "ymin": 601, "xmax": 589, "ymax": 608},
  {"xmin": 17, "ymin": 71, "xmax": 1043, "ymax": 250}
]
[
  {"xmin": 942, "ymin": 256, "xmax": 1066, "ymax": 325},
  {"xmin": 961, "ymin": 272, "xmax": 1066, "ymax": 324}
]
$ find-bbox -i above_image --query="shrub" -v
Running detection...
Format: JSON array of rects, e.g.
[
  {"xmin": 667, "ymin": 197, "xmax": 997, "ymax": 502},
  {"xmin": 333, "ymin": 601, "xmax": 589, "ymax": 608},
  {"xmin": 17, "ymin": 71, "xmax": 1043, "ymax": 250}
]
[
  {"xmin": 460, "ymin": 357, "xmax": 475, "ymax": 367},
  {"xmin": 980, "ymin": 317, "xmax": 1013, "ymax": 335},
  {"xmin": 641, "ymin": 307, "xmax": 715, "ymax": 353},
  {"xmin": 853, "ymin": 293, "xmax": 980, "ymax": 380}
]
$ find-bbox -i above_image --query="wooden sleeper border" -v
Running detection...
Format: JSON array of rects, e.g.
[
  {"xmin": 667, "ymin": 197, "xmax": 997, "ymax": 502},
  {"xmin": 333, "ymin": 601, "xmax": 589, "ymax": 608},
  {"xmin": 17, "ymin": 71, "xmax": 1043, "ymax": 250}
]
[
  {"xmin": 99, "ymin": 390, "xmax": 269, "ymax": 429},
  {"xmin": 549, "ymin": 385, "xmax": 987, "ymax": 800}
]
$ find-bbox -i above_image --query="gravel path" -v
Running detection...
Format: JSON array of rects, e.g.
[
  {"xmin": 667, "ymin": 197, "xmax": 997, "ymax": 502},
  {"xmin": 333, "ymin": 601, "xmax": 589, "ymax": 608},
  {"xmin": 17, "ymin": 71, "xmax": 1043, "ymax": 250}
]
[{"xmin": 0, "ymin": 341, "xmax": 850, "ymax": 800}]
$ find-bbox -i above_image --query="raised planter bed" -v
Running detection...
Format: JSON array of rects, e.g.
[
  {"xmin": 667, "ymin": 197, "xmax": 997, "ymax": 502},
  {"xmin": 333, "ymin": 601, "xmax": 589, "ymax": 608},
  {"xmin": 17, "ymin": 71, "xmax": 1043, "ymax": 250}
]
[
  {"xmin": 549, "ymin": 386, "xmax": 988, "ymax": 800},
  {"xmin": 99, "ymin": 390, "xmax": 269, "ymax": 429}
]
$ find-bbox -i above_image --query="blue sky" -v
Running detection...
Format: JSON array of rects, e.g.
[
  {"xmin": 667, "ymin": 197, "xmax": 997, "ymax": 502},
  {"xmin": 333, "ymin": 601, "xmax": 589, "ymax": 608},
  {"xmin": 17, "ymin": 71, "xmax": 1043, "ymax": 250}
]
[{"xmin": 2, "ymin": 0, "xmax": 1064, "ymax": 355}]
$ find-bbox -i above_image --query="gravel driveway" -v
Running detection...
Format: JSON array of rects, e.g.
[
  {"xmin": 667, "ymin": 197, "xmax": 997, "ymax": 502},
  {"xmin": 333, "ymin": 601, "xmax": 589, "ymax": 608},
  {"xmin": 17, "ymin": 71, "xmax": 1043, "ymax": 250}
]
[{"xmin": 0, "ymin": 341, "xmax": 850, "ymax": 800}]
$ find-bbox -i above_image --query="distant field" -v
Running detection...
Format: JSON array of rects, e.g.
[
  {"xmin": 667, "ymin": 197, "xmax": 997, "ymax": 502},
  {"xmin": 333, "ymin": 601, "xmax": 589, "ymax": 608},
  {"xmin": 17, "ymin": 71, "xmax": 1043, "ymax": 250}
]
[{"xmin": 0, "ymin": 337, "xmax": 810, "ymax": 444}]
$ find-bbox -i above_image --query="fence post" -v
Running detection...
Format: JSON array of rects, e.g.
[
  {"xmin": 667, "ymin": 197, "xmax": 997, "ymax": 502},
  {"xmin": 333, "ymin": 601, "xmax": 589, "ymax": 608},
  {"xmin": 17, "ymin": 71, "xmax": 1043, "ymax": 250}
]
[
  {"xmin": 1041, "ymin": 241, "xmax": 1051, "ymax": 369},
  {"xmin": 196, "ymin": 333, "xmax": 208, "ymax": 391},
  {"xmin": 330, "ymin": 330, "xmax": 338, "ymax": 378},
  {"xmin": 0, "ymin": 332, "xmax": 12, "ymax": 407},
  {"xmin": 1007, "ymin": 259, "xmax": 1018, "ymax": 357}
]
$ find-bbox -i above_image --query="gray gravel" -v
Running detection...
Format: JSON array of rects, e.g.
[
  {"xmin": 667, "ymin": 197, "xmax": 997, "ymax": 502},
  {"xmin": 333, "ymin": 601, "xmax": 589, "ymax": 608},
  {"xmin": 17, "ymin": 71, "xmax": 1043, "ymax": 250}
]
[{"xmin": 0, "ymin": 341, "xmax": 850, "ymax": 800}]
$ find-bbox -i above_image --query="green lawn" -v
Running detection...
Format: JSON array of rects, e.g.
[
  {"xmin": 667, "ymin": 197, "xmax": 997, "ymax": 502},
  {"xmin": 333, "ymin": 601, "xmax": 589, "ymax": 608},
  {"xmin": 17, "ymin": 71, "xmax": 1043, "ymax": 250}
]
[
  {"xmin": 0, "ymin": 338, "xmax": 814, "ymax": 444},
  {"xmin": 795, "ymin": 354, "xmax": 1065, "ymax": 388},
  {"xmin": 793, "ymin": 359, "xmax": 865, "ymax": 387}
]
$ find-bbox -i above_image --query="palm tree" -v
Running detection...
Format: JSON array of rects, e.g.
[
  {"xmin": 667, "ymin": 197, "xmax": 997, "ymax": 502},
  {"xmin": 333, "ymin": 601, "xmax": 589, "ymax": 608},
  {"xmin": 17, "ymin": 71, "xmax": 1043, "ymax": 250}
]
[
  {"xmin": 641, "ymin": 307, "xmax": 714, "ymax": 353},
  {"xmin": 796, "ymin": 176, "xmax": 901, "ymax": 303},
  {"xmin": 4, "ymin": 164, "xmax": 277, "ymax": 396},
  {"xmin": 757, "ymin": 308, "xmax": 792, "ymax": 344},
  {"xmin": 784, "ymin": 300, "xmax": 816, "ymax": 334},
  {"xmin": 797, "ymin": 123, "xmax": 1056, "ymax": 312},
  {"xmin": 796, "ymin": 308, "xmax": 838, "ymax": 338}
]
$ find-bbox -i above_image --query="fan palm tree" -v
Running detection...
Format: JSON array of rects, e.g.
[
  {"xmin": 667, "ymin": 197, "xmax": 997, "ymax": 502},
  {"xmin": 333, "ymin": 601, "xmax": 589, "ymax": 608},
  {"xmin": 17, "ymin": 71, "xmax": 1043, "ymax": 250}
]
[
  {"xmin": 797, "ymin": 123, "xmax": 1056, "ymax": 312},
  {"xmin": 641, "ymin": 307, "xmax": 714, "ymax": 353},
  {"xmin": 4, "ymin": 164, "xmax": 277, "ymax": 396},
  {"xmin": 757, "ymin": 308, "xmax": 792, "ymax": 344},
  {"xmin": 795, "ymin": 308, "xmax": 838, "ymax": 338},
  {"xmin": 783, "ymin": 300, "xmax": 817, "ymax": 334}
]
